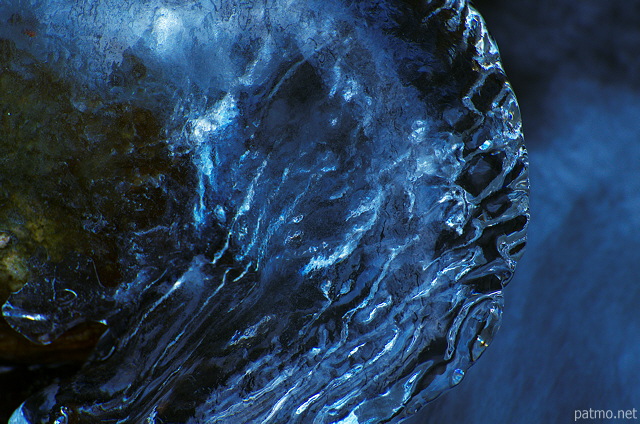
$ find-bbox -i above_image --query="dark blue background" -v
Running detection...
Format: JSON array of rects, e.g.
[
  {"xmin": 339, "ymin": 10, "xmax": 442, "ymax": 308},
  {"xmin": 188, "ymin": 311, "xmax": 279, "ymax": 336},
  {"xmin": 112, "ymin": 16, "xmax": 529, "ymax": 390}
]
[{"xmin": 411, "ymin": 1, "xmax": 640, "ymax": 422}]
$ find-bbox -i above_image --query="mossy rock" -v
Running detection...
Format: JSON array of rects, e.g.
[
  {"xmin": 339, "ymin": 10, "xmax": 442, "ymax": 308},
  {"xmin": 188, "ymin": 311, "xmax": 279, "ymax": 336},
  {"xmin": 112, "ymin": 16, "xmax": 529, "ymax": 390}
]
[{"xmin": 0, "ymin": 39, "xmax": 191, "ymax": 362}]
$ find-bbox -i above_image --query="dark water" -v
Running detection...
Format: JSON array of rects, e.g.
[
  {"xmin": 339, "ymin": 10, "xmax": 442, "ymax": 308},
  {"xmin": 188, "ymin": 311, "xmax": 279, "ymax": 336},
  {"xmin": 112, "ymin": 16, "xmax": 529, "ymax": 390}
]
[{"xmin": 410, "ymin": 1, "xmax": 640, "ymax": 422}]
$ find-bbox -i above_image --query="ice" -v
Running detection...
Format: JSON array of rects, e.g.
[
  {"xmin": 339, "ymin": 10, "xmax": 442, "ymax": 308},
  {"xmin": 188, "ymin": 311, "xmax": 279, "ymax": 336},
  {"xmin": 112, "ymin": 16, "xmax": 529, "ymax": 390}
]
[{"xmin": 0, "ymin": 0, "xmax": 527, "ymax": 422}]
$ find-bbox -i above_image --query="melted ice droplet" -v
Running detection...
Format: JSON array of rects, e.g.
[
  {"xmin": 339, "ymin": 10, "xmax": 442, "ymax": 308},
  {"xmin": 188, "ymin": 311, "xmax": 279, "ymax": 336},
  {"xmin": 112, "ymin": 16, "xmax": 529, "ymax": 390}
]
[
  {"xmin": 471, "ymin": 305, "xmax": 502, "ymax": 361},
  {"xmin": 451, "ymin": 368, "xmax": 465, "ymax": 386}
]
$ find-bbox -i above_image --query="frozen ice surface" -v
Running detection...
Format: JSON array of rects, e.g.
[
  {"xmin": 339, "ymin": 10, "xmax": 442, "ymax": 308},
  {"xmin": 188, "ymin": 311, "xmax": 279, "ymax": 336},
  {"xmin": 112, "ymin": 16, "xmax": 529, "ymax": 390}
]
[{"xmin": 1, "ymin": 0, "xmax": 528, "ymax": 422}]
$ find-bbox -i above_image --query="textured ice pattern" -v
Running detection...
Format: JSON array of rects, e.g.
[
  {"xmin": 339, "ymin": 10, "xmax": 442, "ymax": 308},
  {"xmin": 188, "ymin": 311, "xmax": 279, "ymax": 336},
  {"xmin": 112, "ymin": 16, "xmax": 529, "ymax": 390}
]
[{"xmin": 2, "ymin": 0, "xmax": 528, "ymax": 422}]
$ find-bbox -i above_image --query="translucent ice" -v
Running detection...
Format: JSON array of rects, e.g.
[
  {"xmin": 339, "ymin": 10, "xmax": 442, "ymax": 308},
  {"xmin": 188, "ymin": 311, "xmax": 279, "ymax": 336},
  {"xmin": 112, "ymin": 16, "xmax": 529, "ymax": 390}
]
[{"xmin": 1, "ymin": 0, "xmax": 528, "ymax": 422}]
